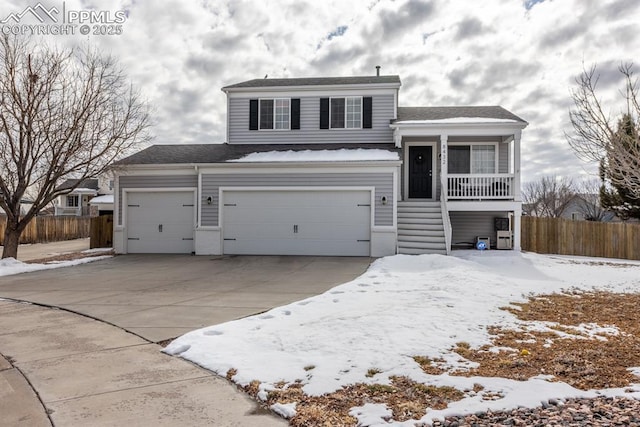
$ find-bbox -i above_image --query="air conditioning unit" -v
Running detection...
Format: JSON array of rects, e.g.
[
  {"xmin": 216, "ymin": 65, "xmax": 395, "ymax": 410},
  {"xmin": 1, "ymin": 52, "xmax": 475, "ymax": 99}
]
[
  {"xmin": 476, "ymin": 236, "xmax": 491, "ymax": 250},
  {"xmin": 496, "ymin": 230, "xmax": 512, "ymax": 250}
]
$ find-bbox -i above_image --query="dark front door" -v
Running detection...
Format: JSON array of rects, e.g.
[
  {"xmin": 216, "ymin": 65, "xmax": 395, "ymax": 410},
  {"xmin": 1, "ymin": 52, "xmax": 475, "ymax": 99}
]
[{"xmin": 408, "ymin": 146, "xmax": 433, "ymax": 199}]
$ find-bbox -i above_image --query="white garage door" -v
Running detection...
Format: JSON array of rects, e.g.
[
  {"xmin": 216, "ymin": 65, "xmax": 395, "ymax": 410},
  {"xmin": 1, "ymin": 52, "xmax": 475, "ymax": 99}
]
[
  {"xmin": 127, "ymin": 191, "xmax": 194, "ymax": 254},
  {"xmin": 223, "ymin": 190, "xmax": 371, "ymax": 256}
]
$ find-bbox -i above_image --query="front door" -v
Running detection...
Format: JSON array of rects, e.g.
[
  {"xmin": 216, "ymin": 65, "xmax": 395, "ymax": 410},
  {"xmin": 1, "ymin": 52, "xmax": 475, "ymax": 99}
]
[{"xmin": 408, "ymin": 146, "xmax": 433, "ymax": 199}]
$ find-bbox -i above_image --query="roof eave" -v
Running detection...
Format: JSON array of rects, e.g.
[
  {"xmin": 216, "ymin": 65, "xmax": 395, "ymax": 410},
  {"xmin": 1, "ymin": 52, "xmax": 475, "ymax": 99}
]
[
  {"xmin": 390, "ymin": 121, "xmax": 528, "ymax": 130},
  {"xmin": 222, "ymin": 81, "xmax": 401, "ymax": 94}
]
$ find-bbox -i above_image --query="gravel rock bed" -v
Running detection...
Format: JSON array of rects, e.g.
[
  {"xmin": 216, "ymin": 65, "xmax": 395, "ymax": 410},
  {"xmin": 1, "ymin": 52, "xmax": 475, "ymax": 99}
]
[{"xmin": 429, "ymin": 397, "xmax": 640, "ymax": 426}]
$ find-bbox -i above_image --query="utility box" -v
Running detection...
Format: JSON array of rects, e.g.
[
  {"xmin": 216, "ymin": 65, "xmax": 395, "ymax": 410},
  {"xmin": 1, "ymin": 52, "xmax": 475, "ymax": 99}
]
[{"xmin": 496, "ymin": 231, "xmax": 512, "ymax": 250}]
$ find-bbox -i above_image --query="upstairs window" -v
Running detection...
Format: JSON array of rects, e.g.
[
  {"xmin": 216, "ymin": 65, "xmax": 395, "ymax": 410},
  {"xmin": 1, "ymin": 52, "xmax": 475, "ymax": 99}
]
[
  {"xmin": 448, "ymin": 144, "xmax": 496, "ymax": 174},
  {"xmin": 320, "ymin": 97, "xmax": 372, "ymax": 129},
  {"xmin": 250, "ymin": 98, "xmax": 300, "ymax": 130},
  {"xmin": 259, "ymin": 98, "xmax": 289, "ymax": 130},
  {"xmin": 330, "ymin": 97, "xmax": 361, "ymax": 129}
]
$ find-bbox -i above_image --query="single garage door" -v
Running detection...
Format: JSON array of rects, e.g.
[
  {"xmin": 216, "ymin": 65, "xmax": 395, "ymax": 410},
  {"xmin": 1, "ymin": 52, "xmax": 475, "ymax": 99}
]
[
  {"xmin": 223, "ymin": 190, "xmax": 371, "ymax": 256},
  {"xmin": 127, "ymin": 191, "xmax": 194, "ymax": 253}
]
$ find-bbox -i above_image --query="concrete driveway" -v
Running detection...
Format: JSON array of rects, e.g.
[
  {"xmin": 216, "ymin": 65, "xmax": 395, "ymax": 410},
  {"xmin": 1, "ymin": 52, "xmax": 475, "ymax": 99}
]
[{"xmin": 0, "ymin": 254, "xmax": 371, "ymax": 342}]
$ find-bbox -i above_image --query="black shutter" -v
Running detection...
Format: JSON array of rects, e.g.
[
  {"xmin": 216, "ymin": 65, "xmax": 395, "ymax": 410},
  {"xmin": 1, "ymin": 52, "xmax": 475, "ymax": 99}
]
[
  {"xmin": 363, "ymin": 97, "xmax": 373, "ymax": 128},
  {"xmin": 291, "ymin": 99, "xmax": 300, "ymax": 130},
  {"xmin": 319, "ymin": 98, "xmax": 329, "ymax": 129},
  {"xmin": 249, "ymin": 99, "xmax": 258, "ymax": 130}
]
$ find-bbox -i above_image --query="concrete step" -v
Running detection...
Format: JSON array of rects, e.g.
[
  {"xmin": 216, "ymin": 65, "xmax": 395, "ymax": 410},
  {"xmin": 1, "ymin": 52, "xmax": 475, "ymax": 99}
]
[
  {"xmin": 397, "ymin": 206, "xmax": 442, "ymax": 214},
  {"xmin": 397, "ymin": 234, "xmax": 445, "ymax": 243},
  {"xmin": 397, "ymin": 217, "xmax": 443, "ymax": 225},
  {"xmin": 397, "ymin": 228, "xmax": 445, "ymax": 238},
  {"xmin": 398, "ymin": 241, "xmax": 447, "ymax": 250},
  {"xmin": 397, "ymin": 223, "xmax": 445, "ymax": 231},
  {"xmin": 397, "ymin": 247, "xmax": 448, "ymax": 255},
  {"xmin": 397, "ymin": 201, "xmax": 441, "ymax": 208},
  {"xmin": 397, "ymin": 211, "xmax": 442, "ymax": 218}
]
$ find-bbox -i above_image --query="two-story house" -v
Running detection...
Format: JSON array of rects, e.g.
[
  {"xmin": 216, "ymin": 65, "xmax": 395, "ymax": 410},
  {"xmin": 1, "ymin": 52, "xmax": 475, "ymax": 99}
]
[
  {"xmin": 54, "ymin": 176, "xmax": 115, "ymax": 216},
  {"xmin": 113, "ymin": 74, "xmax": 527, "ymax": 256}
]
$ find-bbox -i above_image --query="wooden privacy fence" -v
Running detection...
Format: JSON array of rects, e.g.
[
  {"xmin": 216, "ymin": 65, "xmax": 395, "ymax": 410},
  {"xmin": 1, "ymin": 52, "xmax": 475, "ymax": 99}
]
[
  {"xmin": 90, "ymin": 215, "xmax": 113, "ymax": 249},
  {"xmin": 0, "ymin": 216, "xmax": 91, "ymax": 245},
  {"xmin": 521, "ymin": 216, "xmax": 640, "ymax": 261}
]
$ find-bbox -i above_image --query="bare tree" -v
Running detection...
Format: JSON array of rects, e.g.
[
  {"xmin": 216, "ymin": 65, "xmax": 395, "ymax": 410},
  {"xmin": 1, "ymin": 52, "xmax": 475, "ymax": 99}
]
[
  {"xmin": 523, "ymin": 176, "xmax": 576, "ymax": 218},
  {"xmin": 574, "ymin": 179, "xmax": 609, "ymax": 221},
  {"xmin": 0, "ymin": 35, "xmax": 150, "ymax": 258},
  {"xmin": 567, "ymin": 63, "xmax": 640, "ymax": 201}
]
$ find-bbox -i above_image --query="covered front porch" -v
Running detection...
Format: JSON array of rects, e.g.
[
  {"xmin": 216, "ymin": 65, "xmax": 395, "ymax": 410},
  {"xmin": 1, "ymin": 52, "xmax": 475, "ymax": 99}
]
[{"xmin": 390, "ymin": 106, "xmax": 528, "ymax": 254}]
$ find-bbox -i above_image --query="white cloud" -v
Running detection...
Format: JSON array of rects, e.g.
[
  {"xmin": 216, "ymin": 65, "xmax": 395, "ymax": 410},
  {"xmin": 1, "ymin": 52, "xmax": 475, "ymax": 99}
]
[{"xmin": 1, "ymin": 0, "xmax": 638, "ymax": 182}]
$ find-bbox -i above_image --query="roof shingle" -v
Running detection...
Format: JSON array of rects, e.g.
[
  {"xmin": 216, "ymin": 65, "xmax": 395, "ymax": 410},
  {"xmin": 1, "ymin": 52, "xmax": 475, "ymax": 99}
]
[
  {"xmin": 115, "ymin": 143, "xmax": 401, "ymax": 165},
  {"xmin": 223, "ymin": 75, "xmax": 401, "ymax": 90}
]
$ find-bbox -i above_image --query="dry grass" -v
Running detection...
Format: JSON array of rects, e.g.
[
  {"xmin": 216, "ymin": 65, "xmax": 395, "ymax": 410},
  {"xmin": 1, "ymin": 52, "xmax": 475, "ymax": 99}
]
[
  {"xmin": 412, "ymin": 356, "xmax": 447, "ymax": 375},
  {"xmin": 231, "ymin": 291, "xmax": 640, "ymax": 424},
  {"xmin": 244, "ymin": 376, "xmax": 464, "ymax": 426},
  {"xmin": 25, "ymin": 249, "xmax": 114, "ymax": 264},
  {"xmin": 448, "ymin": 292, "xmax": 640, "ymax": 390}
]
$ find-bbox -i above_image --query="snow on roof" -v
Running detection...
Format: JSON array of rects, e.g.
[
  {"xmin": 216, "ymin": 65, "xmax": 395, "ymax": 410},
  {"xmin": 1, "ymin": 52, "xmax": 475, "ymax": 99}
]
[
  {"xmin": 394, "ymin": 117, "xmax": 520, "ymax": 124},
  {"xmin": 70, "ymin": 187, "xmax": 98, "ymax": 194},
  {"xmin": 228, "ymin": 148, "xmax": 400, "ymax": 163},
  {"xmin": 89, "ymin": 195, "xmax": 114, "ymax": 204}
]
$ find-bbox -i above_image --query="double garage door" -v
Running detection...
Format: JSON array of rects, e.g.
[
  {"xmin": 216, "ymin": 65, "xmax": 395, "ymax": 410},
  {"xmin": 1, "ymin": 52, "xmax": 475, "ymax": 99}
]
[
  {"xmin": 126, "ymin": 189, "xmax": 371, "ymax": 256},
  {"xmin": 223, "ymin": 190, "xmax": 371, "ymax": 256}
]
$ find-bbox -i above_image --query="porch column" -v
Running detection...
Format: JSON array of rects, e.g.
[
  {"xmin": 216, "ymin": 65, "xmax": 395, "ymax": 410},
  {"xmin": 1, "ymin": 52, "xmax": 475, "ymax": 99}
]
[
  {"xmin": 440, "ymin": 134, "xmax": 448, "ymax": 200},
  {"xmin": 513, "ymin": 206, "xmax": 522, "ymax": 251},
  {"xmin": 513, "ymin": 130, "xmax": 522, "ymax": 201}
]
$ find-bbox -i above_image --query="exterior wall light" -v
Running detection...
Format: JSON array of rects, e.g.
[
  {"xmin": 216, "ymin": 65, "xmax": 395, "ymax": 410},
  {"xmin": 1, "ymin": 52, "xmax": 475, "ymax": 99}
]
[
  {"xmin": 206, "ymin": 196, "xmax": 213, "ymax": 205},
  {"xmin": 381, "ymin": 196, "xmax": 388, "ymax": 205}
]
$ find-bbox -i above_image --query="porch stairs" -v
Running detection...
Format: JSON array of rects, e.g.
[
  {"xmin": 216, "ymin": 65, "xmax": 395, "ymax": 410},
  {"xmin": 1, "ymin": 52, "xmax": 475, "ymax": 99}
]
[{"xmin": 397, "ymin": 201, "xmax": 447, "ymax": 255}]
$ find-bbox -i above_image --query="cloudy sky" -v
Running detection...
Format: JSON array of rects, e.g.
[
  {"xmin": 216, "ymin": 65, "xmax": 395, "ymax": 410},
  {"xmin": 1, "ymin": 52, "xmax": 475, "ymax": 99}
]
[{"xmin": 2, "ymin": 0, "xmax": 639, "ymax": 182}]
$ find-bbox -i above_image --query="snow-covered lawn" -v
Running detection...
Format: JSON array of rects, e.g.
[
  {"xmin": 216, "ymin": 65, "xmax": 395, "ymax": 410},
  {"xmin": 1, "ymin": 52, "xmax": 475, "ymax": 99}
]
[
  {"xmin": 0, "ymin": 248, "xmax": 112, "ymax": 277},
  {"xmin": 165, "ymin": 251, "xmax": 640, "ymax": 425}
]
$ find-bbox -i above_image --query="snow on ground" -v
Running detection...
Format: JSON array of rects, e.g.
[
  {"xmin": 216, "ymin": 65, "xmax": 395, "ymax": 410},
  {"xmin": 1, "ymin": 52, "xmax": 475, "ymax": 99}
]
[
  {"xmin": 165, "ymin": 251, "xmax": 640, "ymax": 425},
  {"xmin": 0, "ymin": 255, "xmax": 112, "ymax": 277},
  {"xmin": 228, "ymin": 148, "xmax": 399, "ymax": 162}
]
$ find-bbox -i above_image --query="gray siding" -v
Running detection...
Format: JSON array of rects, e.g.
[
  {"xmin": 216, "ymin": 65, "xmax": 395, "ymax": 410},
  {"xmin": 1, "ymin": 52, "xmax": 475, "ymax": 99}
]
[
  {"xmin": 449, "ymin": 211, "xmax": 509, "ymax": 249},
  {"xmin": 118, "ymin": 175, "xmax": 197, "ymax": 224},
  {"xmin": 201, "ymin": 173, "xmax": 394, "ymax": 227},
  {"xmin": 228, "ymin": 95, "xmax": 395, "ymax": 144}
]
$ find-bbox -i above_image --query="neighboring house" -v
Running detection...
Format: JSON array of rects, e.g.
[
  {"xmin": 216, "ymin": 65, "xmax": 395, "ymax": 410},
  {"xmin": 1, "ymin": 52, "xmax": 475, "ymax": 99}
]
[
  {"xmin": 562, "ymin": 194, "xmax": 617, "ymax": 222},
  {"xmin": 0, "ymin": 198, "xmax": 33, "ymax": 216},
  {"xmin": 54, "ymin": 176, "xmax": 114, "ymax": 216},
  {"xmin": 113, "ymin": 74, "xmax": 527, "ymax": 256}
]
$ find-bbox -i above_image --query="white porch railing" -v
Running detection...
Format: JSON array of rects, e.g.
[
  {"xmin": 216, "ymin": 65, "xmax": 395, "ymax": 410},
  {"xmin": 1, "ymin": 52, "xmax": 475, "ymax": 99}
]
[
  {"xmin": 55, "ymin": 206, "xmax": 82, "ymax": 216},
  {"xmin": 447, "ymin": 174, "xmax": 515, "ymax": 200}
]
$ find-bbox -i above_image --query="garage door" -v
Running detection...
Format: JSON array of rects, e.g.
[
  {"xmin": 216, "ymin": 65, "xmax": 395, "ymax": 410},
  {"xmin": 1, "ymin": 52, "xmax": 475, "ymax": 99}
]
[
  {"xmin": 223, "ymin": 190, "xmax": 371, "ymax": 256},
  {"xmin": 127, "ymin": 191, "xmax": 194, "ymax": 253}
]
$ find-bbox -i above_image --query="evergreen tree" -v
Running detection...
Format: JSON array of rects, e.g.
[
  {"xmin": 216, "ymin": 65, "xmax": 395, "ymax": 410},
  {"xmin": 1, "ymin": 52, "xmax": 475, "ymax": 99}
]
[{"xmin": 599, "ymin": 114, "xmax": 640, "ymax": 220}]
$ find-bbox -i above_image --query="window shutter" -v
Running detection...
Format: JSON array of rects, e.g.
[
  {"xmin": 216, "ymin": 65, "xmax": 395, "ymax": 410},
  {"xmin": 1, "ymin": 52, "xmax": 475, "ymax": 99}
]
[
  {"xmin": 363, "ymin": 97, "xmax": 373, "ymax": 128},
  {"xmin": 249, "ymin": 99, "xmax": 258, "ymax": 130},
  {"xmin": 319, "ymin": 98, "xmax": 329, "ymax": 129},
  {"xmin": 291, "ymin": 99, "xmax": 300, "ymax": 130}
]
